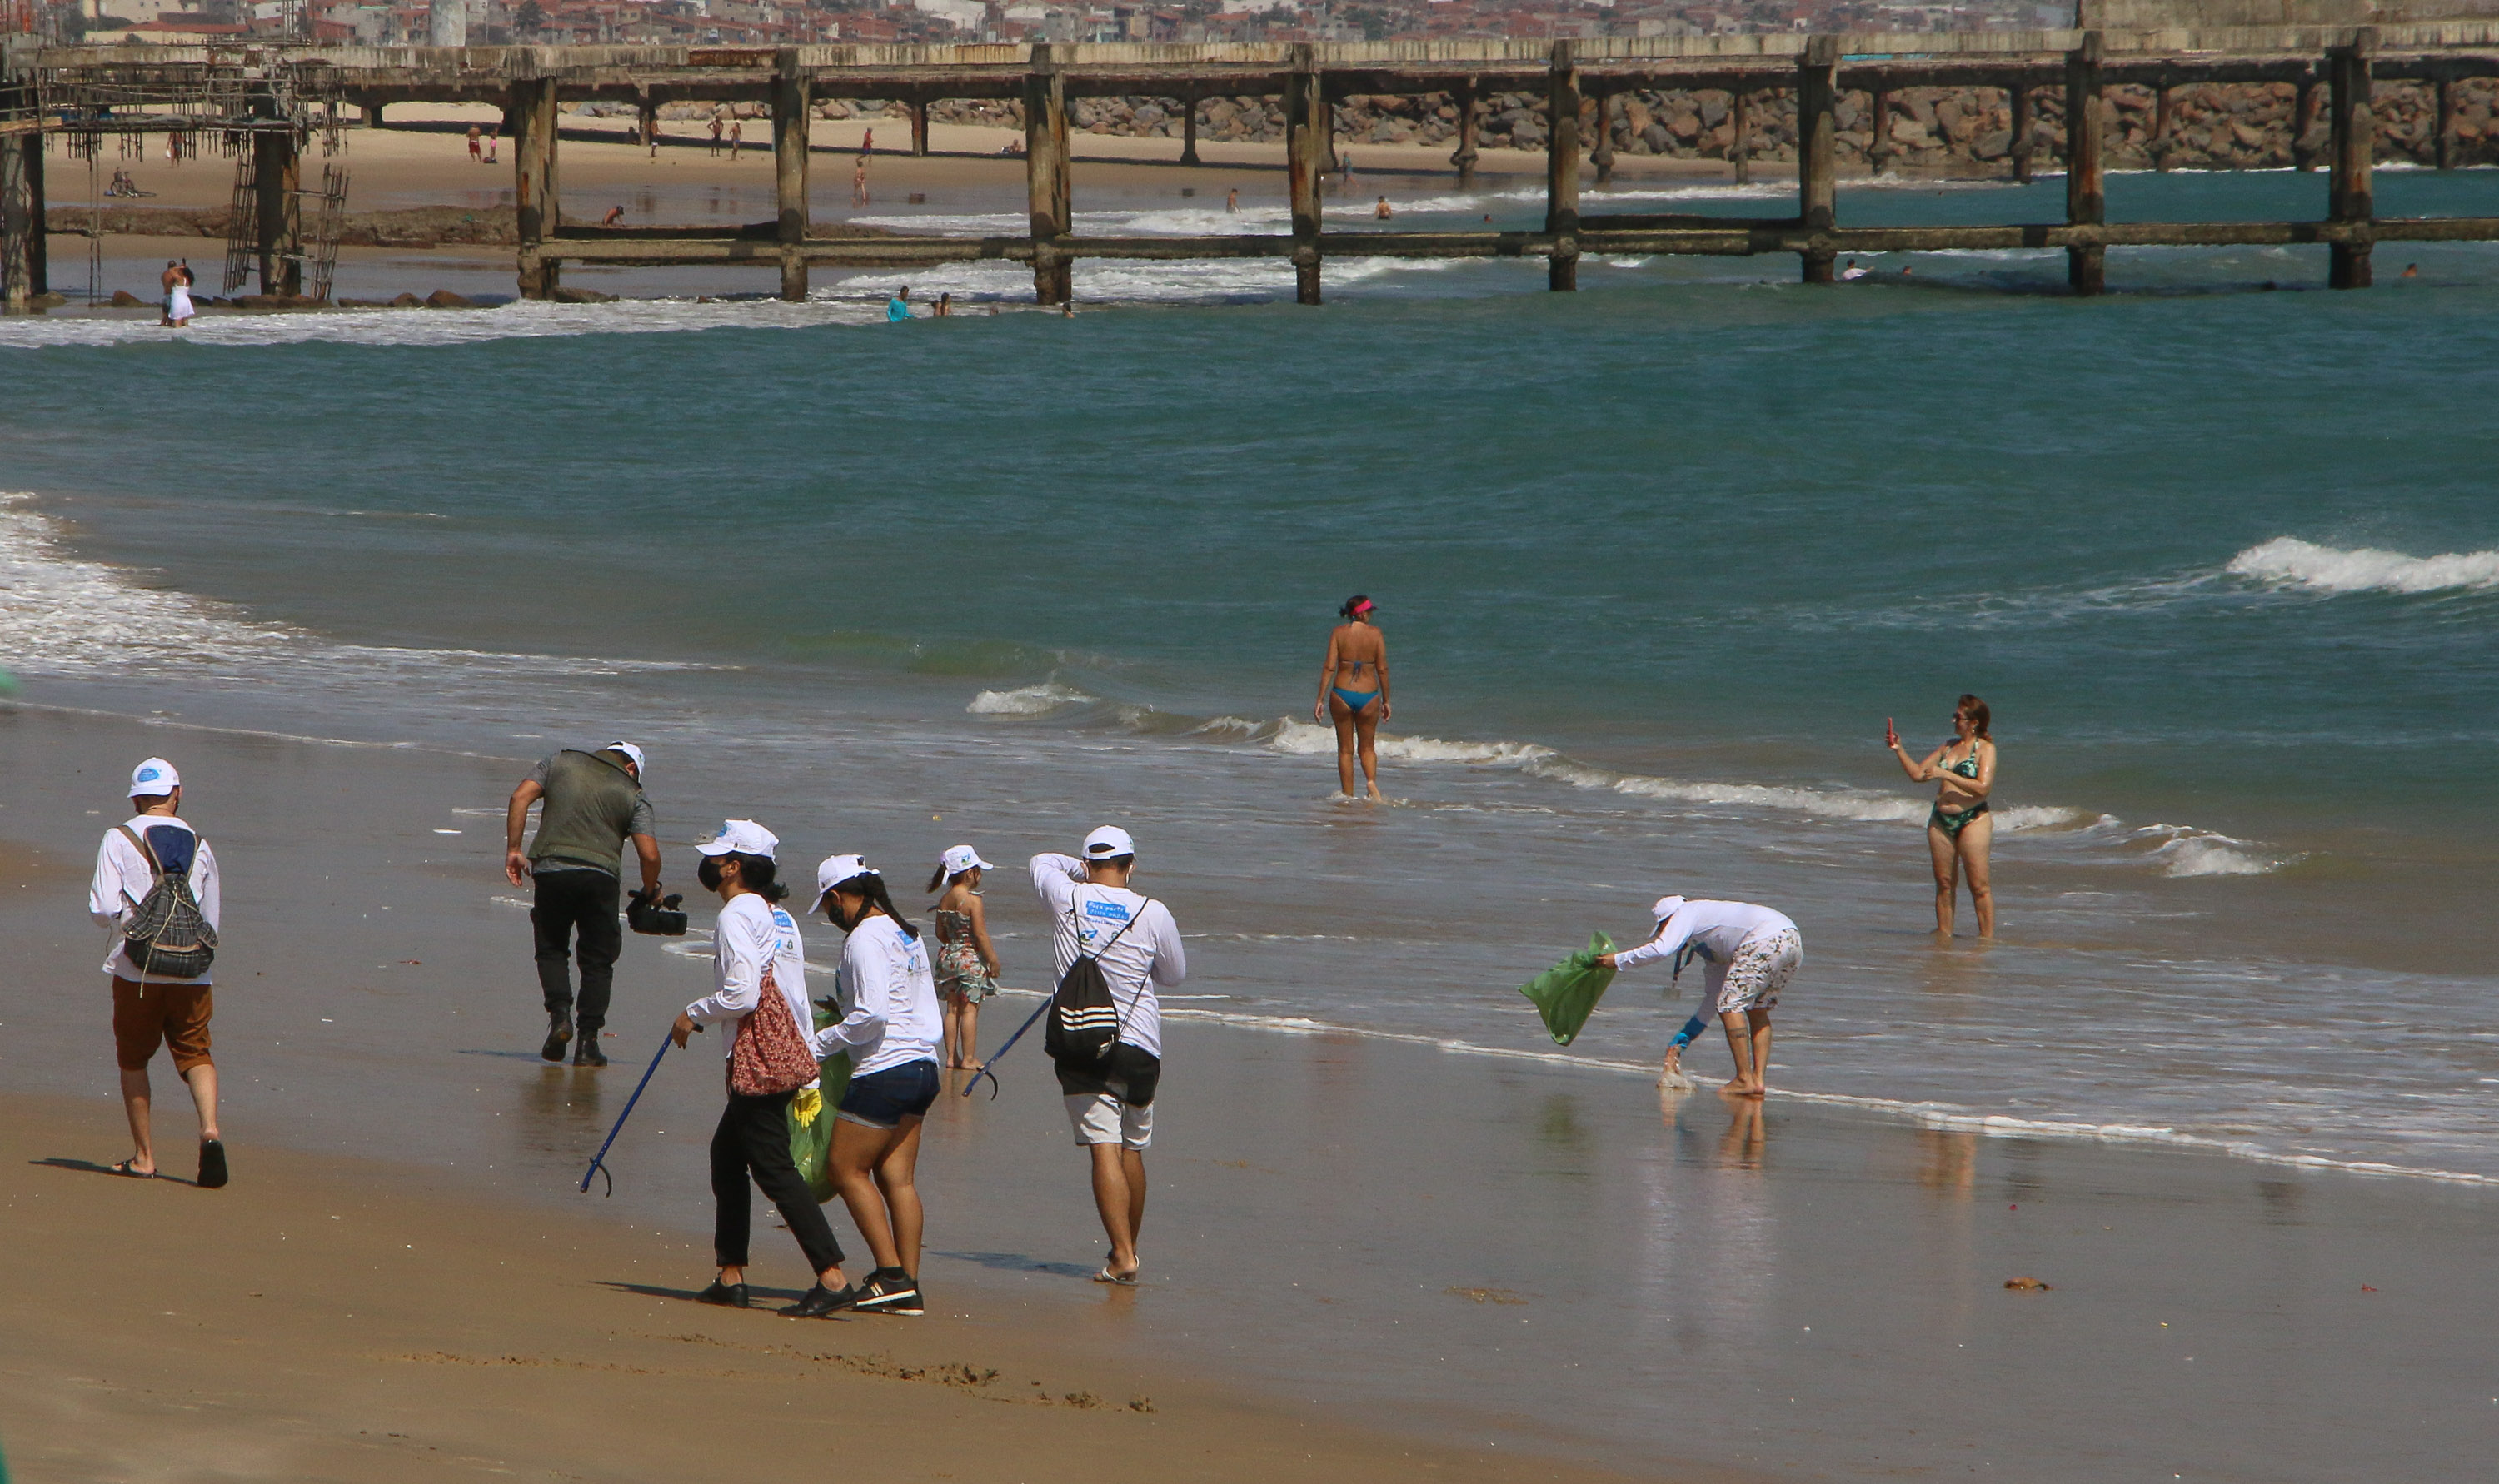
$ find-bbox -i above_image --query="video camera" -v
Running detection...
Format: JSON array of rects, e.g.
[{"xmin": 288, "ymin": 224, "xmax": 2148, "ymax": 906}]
[{"xmin": 626, "ymin": 889, "xmax": 688, "ymax": 936}]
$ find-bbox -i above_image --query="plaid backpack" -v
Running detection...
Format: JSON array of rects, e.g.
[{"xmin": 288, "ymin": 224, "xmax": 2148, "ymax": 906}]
[{"xmin": 116, "ymin": 824, "xmax": 217, "ymax": 980}]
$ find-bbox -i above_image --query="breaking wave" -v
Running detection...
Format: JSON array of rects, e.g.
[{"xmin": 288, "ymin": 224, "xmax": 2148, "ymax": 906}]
[
  {"xmin": 2226, "ymin": 536, "xmax": 2499, "ymax": 595},
  {"xmin": 965, "ymin": 680, "xmax": 1098, "ymax": 715}
]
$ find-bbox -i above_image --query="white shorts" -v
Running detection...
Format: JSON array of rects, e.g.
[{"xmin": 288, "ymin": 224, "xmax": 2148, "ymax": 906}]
[
  {"xmin": 1065, "ymin": 1093, "xmax": 1152, "ymax": 1150},
  {"xmin": 1707, "ymin": 928, "xmax": 1802, "ymax": 1016}
]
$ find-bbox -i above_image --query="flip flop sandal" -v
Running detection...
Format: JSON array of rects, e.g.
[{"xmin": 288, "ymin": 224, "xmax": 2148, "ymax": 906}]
[
  {"xmin": 1092, "ymin": 1267, "xmax": 1140, "ymax": 1287},
  {"xmin": 197, "ymin": 1139, "xmax": 229, "ymax": 1189},
  {"xmin": 108, "ymin": 1159, "xmax": 157, "ymax": 1179}
]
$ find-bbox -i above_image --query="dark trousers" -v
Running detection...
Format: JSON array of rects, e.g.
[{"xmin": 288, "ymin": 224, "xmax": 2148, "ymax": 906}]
[
  {"xmin": 711, "ymin": 1089, "xmax": 845, "ymax": 1275},
  {"xmin": 531, "ymin": 869, "xmax": 621, "ymax": 1033}
]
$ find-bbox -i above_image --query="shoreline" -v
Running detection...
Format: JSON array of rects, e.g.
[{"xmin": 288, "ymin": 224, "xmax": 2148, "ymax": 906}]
[{"xmin": 2, "ymin": 687, "xmax": 2496, "ymax": 1481}]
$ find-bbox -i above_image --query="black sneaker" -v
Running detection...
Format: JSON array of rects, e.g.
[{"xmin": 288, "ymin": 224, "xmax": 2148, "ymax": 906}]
[
  {"xmin": 855, "ymin": 1268, "xmax": 922, "ymax": 1316},
  {"xmin": 781, "ymin": 1282, "xmax": 858, "ymax": 1319},
  {"xmin": 540, "ymin": 1013, "xmax": 573, "ymax": 1063},
  {"xmin": 695, "ymin": 1281, "xmax": 749, "ymax": 1308},
  {"xmin": 573, "ymin": 1039, "xmax": 607, "ymax": 1068}
]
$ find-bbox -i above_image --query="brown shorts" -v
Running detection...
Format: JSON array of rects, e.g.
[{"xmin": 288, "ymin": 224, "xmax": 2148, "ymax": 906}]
[{"xmin": 112, "ymin": 978, "xmax": 214, "ymax": 1074}]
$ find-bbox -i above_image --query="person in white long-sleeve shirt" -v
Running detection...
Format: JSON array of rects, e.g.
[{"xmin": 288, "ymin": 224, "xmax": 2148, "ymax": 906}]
[
  {"xmin": 87, "ymin": 756, "xmax": 227, "ymax": 1186},
  {"xmin": 808, "ymin": 853, "xmax": 943, "ymax": 1317},
  {"xmin": 669, "ymin": 820, "xmax": 853, "ymax": 1318},
  {"xmin": 1598, "ymin": 895, "xmax": 1803, "ymax": 1098},
  {"xmin": 1031, "ymin": 825, "xmax": 1186, "ymax": 1285}
]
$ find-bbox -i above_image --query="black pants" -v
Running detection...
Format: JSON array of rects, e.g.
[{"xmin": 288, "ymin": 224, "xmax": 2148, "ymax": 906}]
[
  {"xmin": 711, "ymin": 1089, "xmax": 845, "ymax": 1275},
  {"xmin": 531, "ymin": 869, "xmax": 621, "ymax": 1034}
]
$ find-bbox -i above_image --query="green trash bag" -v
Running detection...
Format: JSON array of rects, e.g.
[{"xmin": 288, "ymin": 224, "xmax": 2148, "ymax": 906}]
[
  {"xmin": 791, "ymin": 997, "xmax": 857, "ymax": 1203},
  {"xmin": 1518, "ymin": 930, "xmax": 1617, "ymax": 1046}
]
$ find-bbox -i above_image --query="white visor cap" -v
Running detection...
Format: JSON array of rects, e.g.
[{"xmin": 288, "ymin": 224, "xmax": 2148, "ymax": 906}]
[
  {"xmin": 1651, "ymin": 895, "xmax": 1686, "ymax": 925},
  {"xmin": 606, "ymin": 741, "xmax": 646, "ymax": 775},
  {"xmin": 813, "ymin": 853, "xmax": 876, "ymax": 910},
  {"xmin": 1083, "ymin": 825, "xmax": 1136, "ymax": 859},
  {"xmin": 129, "ymin": 757, "xmax": 181, "ymax": 798},
  {"xmin": 940, "ymin": 844, "xmax": 995, "ymax": 877},
  {"xmin": 697, "ymin": 819, "xmax": 779, "ymax": 859}
]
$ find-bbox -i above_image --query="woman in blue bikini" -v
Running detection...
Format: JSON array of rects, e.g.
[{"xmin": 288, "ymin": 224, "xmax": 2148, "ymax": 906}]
[
  {"xmin": 1887, "ymin": 695, "xmax": 1995, "ymax": 938},
  {"xmin": 1314, "ymin": 595, "xmax": 1391, "ymax": 801}
]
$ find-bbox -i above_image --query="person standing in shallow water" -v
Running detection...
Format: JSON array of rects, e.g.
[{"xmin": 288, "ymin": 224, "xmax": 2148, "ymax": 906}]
[
  {"xmin": 1314, "ymin": 594, "xmax": 1390, "ymax": 801},
  {"xmin": 1887, "ymin": 695, "xmax": 1996, "ymax": 938},
  {"xmin": 927, "ymin": 845, "xmax": 1001, "ymax": 1071}
]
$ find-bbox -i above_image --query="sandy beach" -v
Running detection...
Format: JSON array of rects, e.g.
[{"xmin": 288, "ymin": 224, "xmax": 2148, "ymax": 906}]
[{"xmin": 2, "ymin": 701, "xmax": 2493, "ymax": 1482}]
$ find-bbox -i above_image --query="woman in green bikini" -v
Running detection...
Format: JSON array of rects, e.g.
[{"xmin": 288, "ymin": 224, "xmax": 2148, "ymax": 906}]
[
  {"xmin": 1888, "ymin": 695, "xmax": 1995, "ymax": 939},
  {"xmin": 1314, "ymin": 595, "xmax": 1391, "ymax": 801}
]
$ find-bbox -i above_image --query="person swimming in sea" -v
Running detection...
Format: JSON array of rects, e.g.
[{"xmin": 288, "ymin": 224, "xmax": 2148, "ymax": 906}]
[
  {"xmin": 1887, "ymin": 695, "xmax": 1995, "ymax": 938},
  {"xmin": 1314, "ymin": 595, "xmax": 1391, "ymax": 801}
]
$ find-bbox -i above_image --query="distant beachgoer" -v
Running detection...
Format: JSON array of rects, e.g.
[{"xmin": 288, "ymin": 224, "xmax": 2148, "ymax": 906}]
[
  {"xmin": 159, "ymin": 260, "xmax": 182, "ymax": 326},
  {"xmin": 811, "ymin": 853, "xmax": 943, "ymax": 1316},
  {"xmin": 166, "ymin": 262, "xmax": 195, "ymax": 327},
  {"xmin": 708, "ymin": 114, "xmax": 724, "ymax": 156},
  {"xmin": 934, "ymin": 291, "xmax": 952, "ymax": 317},
  {"xmin": 468, "ymin": 125, "xmax": 482, "ymax": 162},
  {"xmin": 1597, "ymin": 895, "xmax": 1802, "ymax": 1098},
  {"xmin": 1030, "ymin": 829, "xmax": 1186, "ymax": 1286},
  {"xmin": 672, "ymin": 820, "xmax": 855, "ymax": 1317},
  {"xmin": 1313, "ymin": 594, "xmax": 1390, "ymax": 801},
  {"xmin": 92, "ymin": 757, "xmax": 227, "ymax": 1185},
  {"xmin": 1838, "ymin": 258, "xmax": 1868, "ymax": 281},
  {"xmin": 861, "ymin": 127, "xmax": 874, "ymax": 161},
  {"xmin": 887, "ymin": 285, "xmax": 911, "ymax": 321},
  {"xmin": 485, "ymin": 130, "xmax": 498, "ymax": 165},
  {"xmin": 1374, "ymin": 195, "xmax": 1392, "ymax": 218},
  {"xmin": 926, "ymin": 845, "xmax": 1000, "ymax": 1071},
  {"xmin": 729, "ymin": 118, "xmax": 743, "ymax": 161},
  {"xmin": 1226, "ymin": 187, "xmax": 1239, "ymax": 213},
  {"xmin": 853, "ymin": 156, "xmax": 870, "ymax": 206},
  {"xmin": 1900, "ymin": 264, "xmax": 1913, "ymax": 277},
  {"xmin": 1060, "ymin": 299, "xmax": 1075, "ymax": 317},
  {"xmin": 2401, "ymin": 262, "xmax": 2419, "ymax": 279},
  {"xmin": 602, "ymin": 205, "xmax": 625, "ymax": 227},
  {"xmin": 1888, "ymin": 695, "xmax": 1995, "ymax": 938}
]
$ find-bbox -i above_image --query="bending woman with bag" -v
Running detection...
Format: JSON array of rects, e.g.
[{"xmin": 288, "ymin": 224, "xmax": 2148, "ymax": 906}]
[{"xmin": 671, "ymin": 820, "xmax": 855, "ymax": 1319}]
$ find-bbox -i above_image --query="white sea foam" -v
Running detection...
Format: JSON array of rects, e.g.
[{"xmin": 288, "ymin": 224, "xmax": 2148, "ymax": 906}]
[
  {"xmin": 2137, "ymin": 824, "xmax": 2299, "ymax": 878},
  {"xmin": 965, "ymin": 680, "xmax": 1097, "ymax": 715},
  {"xmin": 0, "ymin": 296, "xmax": 898, "ymax": 351},
  {"xmin": 2226, "ymin": 535, "xmax": 2499, "ymax": 595}
]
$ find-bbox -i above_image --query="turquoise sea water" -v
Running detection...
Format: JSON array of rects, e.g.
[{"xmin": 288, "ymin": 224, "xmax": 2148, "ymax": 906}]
[{"xmin": 5, "ymin": 169, "xmax": 2498, "ymax": 1178}]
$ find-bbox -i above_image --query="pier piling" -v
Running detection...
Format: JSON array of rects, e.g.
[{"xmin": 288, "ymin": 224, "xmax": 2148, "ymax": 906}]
[
  {"xmin": 1287, "ymin": 46, "xmax": 1327, "ymax": 304},
  {"xmin": 1, "ymin": 119, "xmax": 31, "ymax": 312},
  {"xmin": 909, "ymin": 93, "xmax": 930, "ymax": 157},
  {"xmin": 2010, "ymin": 83, "xmax": 2033, "ymax": 182},
  {"xmin": 2294, "ymin": 77, "xmax": 2320, "ymax": 171},
  {"xmin": 1798, "ymin": 37, "xmax": 1838, "ymax": 284},
  {"xmin": 1023, "ymin": 48, "xmax": 1071, "ymax": 305},
  {"xmin": 1451, "ymin": 81, "xmax": 1479, "ymax": 187},
  {"xmin": 1732, "ymin": 86, "xmax": 1751, "ymax": 186},
  {"xmin": 772, "ymin": 52, "xmax": 809, "ymax": 302},
  {"xmin": 2066, "ymin": 32, "xmax": 2107, "ymax": 296},
  {"xmin": 2435, "ymin": 72, "xmax": 2456, "ymax": 170},
  {"xmin": 513, "ymin": 75, "xmax": 560, "ymax": 300},
  {"xmin": 1180, "ymin": 85, "xmax": 1200, "ymax": 167},
  {"xmin": 1592, "ymin": 89, "xmax": 1616, "ymax": 187},
  {"xmin": 252, "ymin": 89, "xmax": 302, "ymax": 296},
  {"xmin": 1546, "ymin": 41, "xmax": 1580, "ymax": 292},
  {"xmin": 1869, "ymin": 86, "xmax": 1892, "ymax": 175},
  {"xmin": 2328, "ymin": 32, "xmax": 2375, "ymax": 289}
]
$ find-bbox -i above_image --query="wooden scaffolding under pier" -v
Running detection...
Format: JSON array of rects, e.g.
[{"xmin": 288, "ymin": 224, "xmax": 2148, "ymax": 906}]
[{"xmin": 9, "ymin": 26, "xmax": 2499, "ymax": 310}]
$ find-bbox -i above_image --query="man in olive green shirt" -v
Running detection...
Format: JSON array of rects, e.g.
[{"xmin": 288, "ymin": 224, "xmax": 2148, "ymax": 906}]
[{"xmin": 505, "ymin": 743, "xmax": 661, "ymax": 1066}]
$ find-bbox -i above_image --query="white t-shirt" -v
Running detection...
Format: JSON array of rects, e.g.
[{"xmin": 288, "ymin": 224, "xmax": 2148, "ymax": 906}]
[
  {"xmin": 1613, "ymin": 900, "xmax": 1798, "ymax": 977},
  {"xmin": 1029, "ymin": 853, "xmax": 1186, "ymax": 1059},
  {"xmin": 683, "ymin": 893, "xmax": 812, "ymax": 1067},
  {"xmin": 816, "ymin": 915, "xmax": 941, "ymax": 1078},
  {"xmin": 89, "ymin": 815, "xmax": 221, "ymax": 985}
]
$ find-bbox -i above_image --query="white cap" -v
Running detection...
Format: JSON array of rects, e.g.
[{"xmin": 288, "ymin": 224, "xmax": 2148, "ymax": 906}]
[
  {"xmin": 1651, "ymin": 895, "xmax": 1686, "ymax": 924},
  {"xmin": 813, "ymin": 853, "xmax": 876, "ymax": 910},
  {"xmin": 940, "ymin": 844, "xmax": 994, "ymax": 877},
  {"xmin": 697, "ymin": 819, "xmax": 778, "ymax": 859},
  {"xmin": 1083, "ymin": 825, "xmax": 1135, "ymax": 859},
  {"xmin": 129, "ymin": 758, "xmax": 180, "ymax": 798},
  {"xmin": 606, "ymin": 741, "xmax": 646, "ymax": 775}
]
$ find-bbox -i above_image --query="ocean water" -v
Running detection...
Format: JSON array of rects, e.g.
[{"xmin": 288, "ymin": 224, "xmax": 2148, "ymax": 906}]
[{"xmin": 6, "ymin": 169, "xmax": 2499, "ymax": 1181}]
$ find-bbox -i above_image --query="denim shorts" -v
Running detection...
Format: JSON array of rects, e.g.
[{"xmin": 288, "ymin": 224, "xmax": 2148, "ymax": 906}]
[{"xmin": 835, "ymin": 1058, "xmax": 940, "ymax": 1129}]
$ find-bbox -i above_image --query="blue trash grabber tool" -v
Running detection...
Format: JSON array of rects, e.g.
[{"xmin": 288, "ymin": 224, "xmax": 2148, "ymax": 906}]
[
  {"xmin": 580, "ymin": 1031, "xmax": 676, "ymax": 1196},
  {"xmin": 963, "ymin": 996, "xmax": 1050, "ymax": 1100}
]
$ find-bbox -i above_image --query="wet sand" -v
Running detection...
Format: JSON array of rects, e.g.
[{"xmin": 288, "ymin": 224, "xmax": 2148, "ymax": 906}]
[{"xmin": 2, "ymin": 701, "xmax": 2493, "ymax": 1481}]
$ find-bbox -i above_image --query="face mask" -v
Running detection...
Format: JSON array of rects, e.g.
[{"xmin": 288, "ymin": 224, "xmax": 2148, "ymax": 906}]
[{"xmin": 698, "ymin": 857, "xmax": 726, "ymax": 892}]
